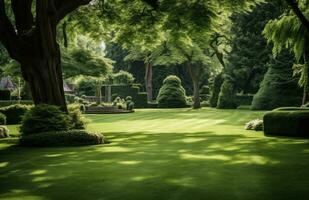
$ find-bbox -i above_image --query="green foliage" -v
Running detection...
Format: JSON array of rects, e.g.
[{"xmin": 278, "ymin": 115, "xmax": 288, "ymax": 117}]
[
  {"xmin": 20, "ymin": 105, "xmax": 72, "ymax": 135},
  {"xmin": 209, "ymin": 73, "xmax": 224, "ymax": 107},
  {"xmin": 217, "ymin": 80, "xmax": 238, "ymax": 109},
  {"xmin": 0, "ymin": 100, "xmax": 34, "ymax": 107},
  {"xmin": 235, "ymin": 94, "xmax": 254, "ymax": 106},
  {"xmin": 274, "ymin": 107, "xmax": 309, "ymax": 111},
  {"xmin": 0, "ymin": 113, "xmax": 6, "ymax": 125},
  {"xmin": 0, "ymin": 90, "xmax": 10, "ymax": 100},
  {"xmin": 157, "ymin": 75, "xmax": 187, "ymax": 108},
  {"xmin": 0, "ymin": 126, "xmax": 9, "ymax": 138},
  {"xmin": 0, "ymin": 104, "xmax": 31, "ymax": 125},
  {"xmin": 264, "ymin": 110, "xmax": 309, "ymax": 137},
  {"xmin": 251, "ymin": 52, "xmax": 302, "ymax": 110},
  {"xmin": 68, "ymin": 104, "xmax": 87, "ymax": 129},
  {"xmin": 226, "ymin": 2, "xmax": 283, "ymax": 94},
  {"xmin": 19, "ymin": 130, "xmax": 105, "ymax": 147},
  {"xmin": 112, "ymin": 70, "xmax": 135, "ymax": 85},
  {"xmin": 62, "ymin": 48, "xmax": 113, "ymax": 79}
]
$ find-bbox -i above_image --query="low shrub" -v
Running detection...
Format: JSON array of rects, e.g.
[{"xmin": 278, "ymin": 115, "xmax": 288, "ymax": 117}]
[
  {"xmin": 201, "ymin": 101, "xmax": 210, "ymax": 107},
  {"xmin": 19, "ymin": 130, "xmax": 106, "ymax": 147},
  {"xmin": 20, "ymin": 104, "xmax": 72, "ymax": 135},
  {"xmin": 264, "ymin": 110, "xmax": 309, "ymax": 137},
  {"xmin": 245, "ymin": 119, "xmax": 263, "ymax": 131},
  {"xmin": 0, "ymin": 113, "xmax": 6, "ymax": 125},
  {"xmin": 0, "ymin": 126, "xmax": 9, "ymax": 138},
  {"xmin": 68, "ymin": 104, "xmax": 88, "ymax": 129},
  {"xmin": 0, "ymin": 100, "xmax": 33, "ymax": 107},
  {"xmin": 157, "ymin": 75, "xmax": 187, "ymax": 108},
  {"xmin": 147, "ymin": 102, "xmax": 158, "ymax": 108},
  {"xmin": 235, "ymin": 94, "xmax": 254, "ymax": 106},
  {"xmin": 0, "ymin": 104, "xmax": 31, "ymax": 124}
]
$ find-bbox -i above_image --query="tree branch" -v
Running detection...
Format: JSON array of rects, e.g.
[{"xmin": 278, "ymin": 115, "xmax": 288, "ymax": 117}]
[
  {"xmin": 55, "ymin": 0, "xmax": 91, "ymax": 22},
  {"xmin": 11, "ymin": 0, "xmax": 34, "ymax": 35},
  {"xmin": 0, "ymin": 0, "xmax": 23, "ymax": 60},
  {"xmin": 285, "ymin": 0, "xmax": 309, "ymax": 32}
]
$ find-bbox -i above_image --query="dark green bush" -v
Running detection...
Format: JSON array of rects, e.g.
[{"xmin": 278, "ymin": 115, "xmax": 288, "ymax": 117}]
[
  {"xmin": 209, "ymin": 73, "xmax": 224, "ymax": 107},
  {"xmin": 19, "ymin": 130, "xmax": 106, "ymax": 147},
  {"xmin": 217, "ymin": 80, "xmax": 238, "ymax": 109},
  {"xmin": 0, "ymin": 113, "xmax": 6, "ymax": 125},
  {"xmin": 0, "ymin": 90, "xmax": 10, "ymax": 100},
  {"xmin": 0, "ymin": 104, "xmax": 31, "ymax": 124},
  {"xmin": 264, "ymin": 111, "xmax": 309, "ymax": 137},
  {"xmin": 157, "ymin": 75, "xmax": 187, "ymax": 108},
  {"xmin": 235, "ymin": 94, "xmax": 254, "ymax": 106},
  {"xmin": 274, "ymin": 107, "xmax": 309, "ymax": 111},
  {"xmin": 20, "ymin": 104, "xmax": 72, "ymax": 135},
  {"xmin": 251, "ymin": 61, "xmax": 302, "ymax": 110}
]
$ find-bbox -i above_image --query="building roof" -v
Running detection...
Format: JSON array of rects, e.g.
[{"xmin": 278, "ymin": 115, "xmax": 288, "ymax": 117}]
[{"xmin": 0, "ymin": 77, "xmax": 16, "ymax": 91}]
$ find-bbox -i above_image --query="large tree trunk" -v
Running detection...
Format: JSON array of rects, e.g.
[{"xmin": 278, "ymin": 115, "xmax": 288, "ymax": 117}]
[
  {"xmin": 187, "ymin": 62, "xmax": 201, "ymax": 109},
  {"xmin": 145, "ymin": 63, "xmax": 153, "ymax": 102},
  {"xmin": 0, "ymin": 0, "xmax": 91, "ymax": 112}
]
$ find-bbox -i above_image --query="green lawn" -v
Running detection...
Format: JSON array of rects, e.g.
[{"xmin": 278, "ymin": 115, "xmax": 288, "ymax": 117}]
[{"xmin": 1, "ymin": 108, "xmax": 309, "ymax": 200}]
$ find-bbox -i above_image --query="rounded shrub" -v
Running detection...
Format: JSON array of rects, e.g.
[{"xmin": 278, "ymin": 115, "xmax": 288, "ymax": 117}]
[
  {"xmin": 19, "ymin": 130, "xmax": 106, "ymax": 147},
  {"xmin": 217, "ymin": 80, "xmax": 238, "ymax": 109},
  {"xmin": 157, "ymin": 75, "xmax": 187, "ymax": 108},
  {"xmin": 209, "ymin": 73, "xmax": 224, "ymax": 107},
  {"xmin": 0, "ymin": 113, "xmax": 6, "ymax": 125},
  {"xmin": 251, "ymin": 63, "xmax": 302, "ymax": 110},
  {"xmin": 0, "ymin": 126, "xmax": 9, "ymax": 138},
  {"xmin": 0, "ymin": 104, "xmax": 31, "ymax": 124},
  {"xmin": 263, "ymin": 110, "xmax": 309, "ymax": 137},
  {"xmin": 20, "ymin": 104, "xmax": 72, "ymax": 135}
]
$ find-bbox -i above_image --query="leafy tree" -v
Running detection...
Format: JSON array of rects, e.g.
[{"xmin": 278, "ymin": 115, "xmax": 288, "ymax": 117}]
[{"xmin": 263, "ymin": 0, "xmax": 309, "ymax": 104}]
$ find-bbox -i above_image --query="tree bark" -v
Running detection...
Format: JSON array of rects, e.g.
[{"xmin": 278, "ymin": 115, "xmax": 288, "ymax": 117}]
[
  {"xmin": 188, "ymin": 62, "xmax": 201, "ymax": 109},
  {"xmin": 145, "ymin": 62, "xmax": 153, "ymax": 101}
]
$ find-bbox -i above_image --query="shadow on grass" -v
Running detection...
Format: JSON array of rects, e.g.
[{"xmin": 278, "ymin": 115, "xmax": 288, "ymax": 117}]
[{"xmin": 0, "ymin": 131, "xmax": 309, "ymax": 200}]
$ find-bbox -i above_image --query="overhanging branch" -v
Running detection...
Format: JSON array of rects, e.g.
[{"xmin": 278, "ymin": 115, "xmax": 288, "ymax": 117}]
[
  {"xmin": 55, "ymin": 0, "xmax": 91, "ymax": 22},
  {"xmin": 285, "ymin": 0, "xmax": 309, "ymax": 32}
]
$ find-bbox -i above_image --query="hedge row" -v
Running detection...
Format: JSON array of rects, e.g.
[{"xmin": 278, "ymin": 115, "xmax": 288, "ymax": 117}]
[
  {"xmin": 20, "ymin": 130, "xmax": 105, "ymax": 147},
  {"xmin": 0, "ymin": 100, "xmax": 33, "ymax": 107},
  {"xmin": 0, "ymin": 104, "xmax": 32, "ymax": 124},
  {"xmin": 264, "ymin": 110, "xmax": 309, "ymax": 137}
]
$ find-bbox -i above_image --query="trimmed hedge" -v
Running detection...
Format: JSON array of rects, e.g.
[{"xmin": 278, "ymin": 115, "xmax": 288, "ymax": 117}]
[
  {"xmin": 0, "ymin": 113, "xmax": 6, "ymax": 125},
  {"xmin": 0, "ymin": 104, "xmax": 31, "ymax": 124},
  {"xmin": 157, "ymin": 75, "xmax": 187, "ymax": 108},
  {"xmin": 251, "ymin": 63, "xmax": 302, "ymax": 110},
  {"xmin": 19, "ymin": 130, "xmax": 106, "ymax": 147},
  {"xmin": 264, "ymin": 110, "xmax": 309, "ymax": 137},
  {"xmin": 209, "ymin": 73, "xmax": 224, "ymax": 107},
  {"xmin": 106, "ymin": 85, "xmax": 148, "ymax": 108},
  {"xmin": 20, "ymin": 104, "xmax": 72, "ymax": 135},
  {"xmin": 235, "ymin": 94, "xmax": 254, "ymax": 106},
  {"xmin": 217, "ymin": 80, "xmax": 238, "ymax": 109},
  {"xmin": 0, "ymin": 90, "xmax": 10, "ymax": 100}
]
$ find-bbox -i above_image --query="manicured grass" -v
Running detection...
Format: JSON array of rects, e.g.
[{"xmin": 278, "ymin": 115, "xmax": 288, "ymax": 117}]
[{"xmin": 1, "ymin": 108, "xmax": 309, "ymax": 200}]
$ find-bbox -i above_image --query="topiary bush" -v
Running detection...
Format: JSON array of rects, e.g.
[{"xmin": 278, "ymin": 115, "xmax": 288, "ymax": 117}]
[
  {"xmin": 217, "ymin": 80, "xmax": 238, "ymax": 109},
  {"xmin": 209, "ymin": 73, "xmax": 224, "ymax": 107},
  {"xmin": 19, "ymin": 130, "xmax": 106, "ymax": 147},
  {"xmin": 0, "ymin": 126, "xmax": 9, "ymax": 138},
  {"xmin": 157, "ymin": 75, "xmax": 187, "ymax": 108},
  {"xmin": 20, "ymin": 104, "xmax": 72, "ymax": 135},
  {"xmin": 0, "ymin": 104, "xmax": 31, "ymax": 124},
  {"xmin": 251, "ymin": 57, "xmax": 302, "ymax": 110},
  {"xmin": 0, "ymin": 113, "xmax": 6, "ymax": 125},
  {"xmin": 263, "ymin": 110, "xmax": 309, "ymax": 137}
]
